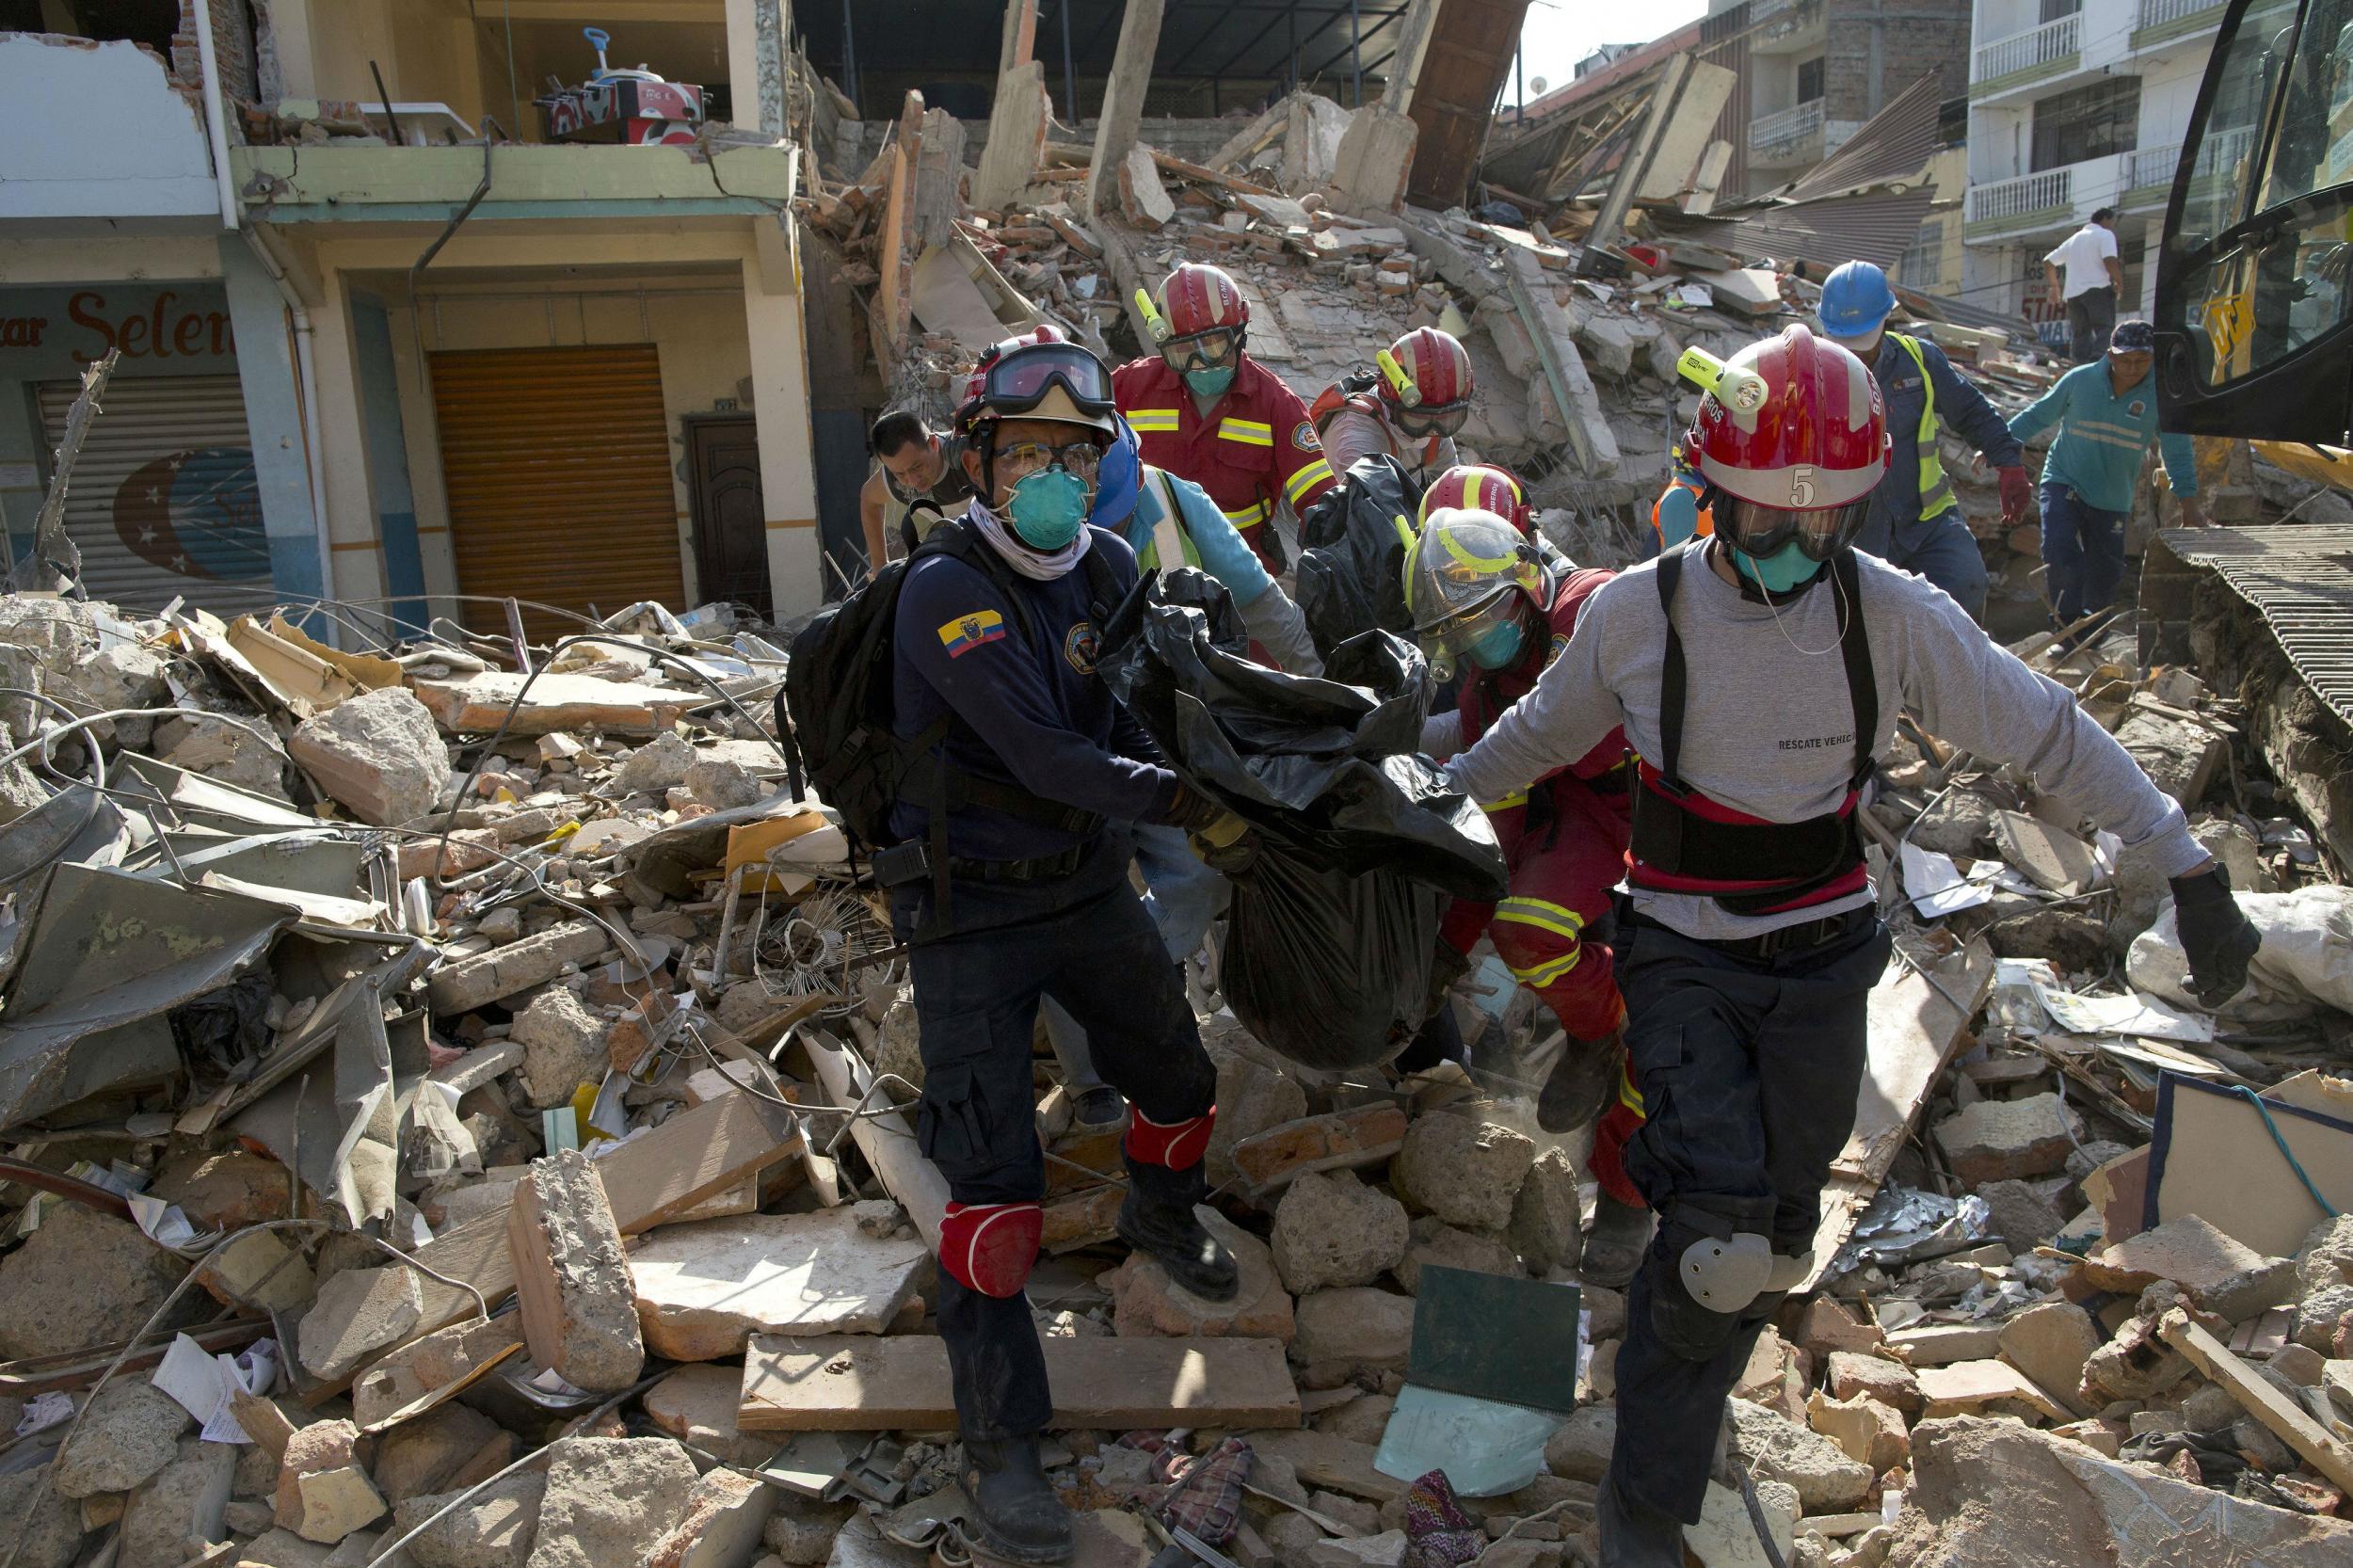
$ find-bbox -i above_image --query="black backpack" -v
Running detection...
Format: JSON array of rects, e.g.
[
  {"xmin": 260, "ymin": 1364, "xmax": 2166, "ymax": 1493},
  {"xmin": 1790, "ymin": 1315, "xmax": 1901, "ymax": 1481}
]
[
  {"xmin": 777, "ymin": 518, "xmax": 1127, "ymax": 908},
  {"xmin": 1291, "ymin": 455, "xmax": 1425, "ymax": 658}
]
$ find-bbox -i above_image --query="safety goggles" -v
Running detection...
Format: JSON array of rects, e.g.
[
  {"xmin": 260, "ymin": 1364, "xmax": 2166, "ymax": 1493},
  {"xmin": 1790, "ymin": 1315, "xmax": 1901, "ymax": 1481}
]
[
  {"xmin": 1160, "ymin": 328, "xmax": 1241, "ymax": 374},
  {"xmin": 977, "ymin": 344, "xmax": 1116, "ymax": 419},
  {"xmin": 1413, "ymin": 584, "xmax": 1519, "ymax": 663},
  {"xmin": 1716, "ymin": 491, "xmax": 1872, "ymax": 563},
  {"xmin": 1396, "ymin": 402, "xmax": 1469, "ymax": 440},
  {"xmin": 993, "ymin": 436, "xmax": 1105, "ymax": 482}
]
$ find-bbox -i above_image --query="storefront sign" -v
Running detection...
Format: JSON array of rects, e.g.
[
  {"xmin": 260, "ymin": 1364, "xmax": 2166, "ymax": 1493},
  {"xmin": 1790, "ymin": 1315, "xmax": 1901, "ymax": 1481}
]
[{"xmin": 0, "ymin": 285, "xmax": 236, "ymax": 376}]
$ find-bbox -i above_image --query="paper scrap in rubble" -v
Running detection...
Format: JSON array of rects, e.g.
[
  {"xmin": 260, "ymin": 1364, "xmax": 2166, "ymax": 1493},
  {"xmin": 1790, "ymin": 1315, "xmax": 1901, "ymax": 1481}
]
[
  {"xmin": 152, "ymin": 1333, "xmax": 279, "ymax": 1444},
  {"xmin": 14, "ymin": 1391, "xmax": 72, "ymax": 1438},
  {"xmin": 2029, "ymin": 981, "xmax": 2216, "ymax": 1043},
  {"xmin": 1675, "ymin": 283, "xmax": 1714, "ymax": 308},
  {"xmin": 1899, "ymin": 840, "xmax": 1996, "ymax": 918}
]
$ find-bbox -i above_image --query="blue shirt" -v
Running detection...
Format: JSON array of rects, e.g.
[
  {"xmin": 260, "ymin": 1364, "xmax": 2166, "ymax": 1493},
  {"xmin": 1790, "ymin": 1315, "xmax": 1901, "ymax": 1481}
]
[
  {"xmin": 2008, "ymin": 361, "xmax": 2200, "ymax": 514},
  {"xmin": 890, "ymin": 522, "xmax": 1177, "ymax": 860},
  {"xmin": 1116, "ymin": 465, "xmax": 1277, "ymax": 604}
]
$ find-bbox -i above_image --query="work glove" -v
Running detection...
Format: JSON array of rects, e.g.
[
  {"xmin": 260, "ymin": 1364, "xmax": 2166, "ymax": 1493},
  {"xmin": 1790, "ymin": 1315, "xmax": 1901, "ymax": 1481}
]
[
  {"xmin": 1997, "ymin": 465, "xmax": 2035, "ymax": 524},
  {"xmin": 1187, "ymin": 809, "xmax": 1257, "ymax": 874},
  {"xmin": 2170, "ymin": 864, "xmax": 2262, "ymax": 1006}
]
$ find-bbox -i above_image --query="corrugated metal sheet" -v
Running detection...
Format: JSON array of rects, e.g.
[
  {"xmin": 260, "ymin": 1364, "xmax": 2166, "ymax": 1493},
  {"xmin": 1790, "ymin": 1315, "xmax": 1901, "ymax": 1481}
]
[
  {"xmin": 2156, "ymin": 524, "xmax": 2353, "ymax": 728},
  {"xmin": 35, "ymin": 376, "xmax": 267, "ymax": 613},
  {"xmin": 1783, "ymin": 75, "xmax": 1944, "ymax": 202},
  {"xmin": 429, "ymin": 344, "xmax": 684, "ymax": 638},
  {"xmin": 1657, "ymin": 185, "xmax": 1938, "ymax": 275}
]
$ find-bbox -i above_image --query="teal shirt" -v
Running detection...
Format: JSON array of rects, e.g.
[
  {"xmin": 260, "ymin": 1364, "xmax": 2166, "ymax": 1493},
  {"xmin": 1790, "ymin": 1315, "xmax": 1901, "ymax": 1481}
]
[{"xmin": 2007, "ymin": 361, "xmax": 2199, "ymax": 514}]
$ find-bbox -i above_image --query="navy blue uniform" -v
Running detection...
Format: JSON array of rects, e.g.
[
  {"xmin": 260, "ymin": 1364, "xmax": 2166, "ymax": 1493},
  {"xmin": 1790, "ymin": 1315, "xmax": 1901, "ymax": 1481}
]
[{"xmin": 888, "ymin": 520, "xmax": 1216, "ymax": 1444}]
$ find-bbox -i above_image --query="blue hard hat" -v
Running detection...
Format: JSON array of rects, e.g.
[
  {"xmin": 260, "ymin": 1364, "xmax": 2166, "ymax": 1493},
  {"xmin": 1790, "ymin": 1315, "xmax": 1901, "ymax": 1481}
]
[
  {"xmin": 1817, "ymin": 261, "xmax": 1897, "ymax": 338},
  {"xmin": 1088, "ymin": 413, "xmax": 1141, "ymax": 528}
]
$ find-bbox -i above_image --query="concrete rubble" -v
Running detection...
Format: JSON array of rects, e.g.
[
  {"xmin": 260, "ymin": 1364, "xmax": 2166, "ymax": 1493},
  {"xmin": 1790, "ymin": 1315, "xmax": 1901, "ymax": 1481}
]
[{"xmin": 0, "ymin": 30, "xmax": 2346, "ymax": 1568}]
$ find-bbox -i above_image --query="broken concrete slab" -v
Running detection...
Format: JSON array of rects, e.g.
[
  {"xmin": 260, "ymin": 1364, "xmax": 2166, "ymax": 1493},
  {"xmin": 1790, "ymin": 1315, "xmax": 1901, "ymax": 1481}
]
[
  {"xmin": 1392, "ymin": 1220, "xmax": 1520, "ymax": 1295},
  {"xmin": 762, "ymin": 1494, "xmax": 857, "ymax": 1565},
  {"xmin": 510, "ymin": 985, "xmax": 609, "ymax": 1109},
  {"xmin": 392, "ymin": 1473, "xmax": 546, "ymax": 1568},
  {"xmin": 973, "ymin": 61, "xmax": 1049, "ymax": 212},
  {"xmin": 1805, "ymin": 1390, "xmax": 1909, "ymax": 1473},
  {"xmin": 275, "ymin": 1419, "xmax": 388, "ymax": 1544},
  {"xmin": 2081, "ymin": 1213, "xmax": 2300, "ymax": 1322},
  {"xmin": 0, "ymin": 1464, "xmax": 88, "ymax": 1568},
  {"xmin": 427, "ymin": 921, "xmax": 609, "ymax": 1014},
  {"xmin": 646, "ymin": 1469, "xmax": 776, "ymax": 1568},
  {"xmin": 1117, "ymin": 145, "xmax": 1175, "ymax": 229},
  {"xmin": 1272, "ymin": 1170, "xmax": 1411, "ymax": 1294},
  {"xmin": 287, "ymin": 688, "xmax": 453, "ymax": 826},
  {"xmin": 1541, "ymin": 1404, "xmax": 1615, "ymax": 1482},
  {"xmin": 643, "ymin": 1364, "xmax": 779, "ymax": 1466},
  {"xmin": 1290, "ymin": 1287, "xmax": 1417, "ymax": 1390},
  {"xmin": 351, "ymin": 1315, "xmax": 526, "ymax": 1432},
  {"xmin": 297, "ymin": 1261, "xmax": 425, "ymax": 1383},
  {"xmin": 523, "ymin": 1437, "xmax": 699, "ymax": 1568},
  {"xmin": 409, "ymin": 672, "xmax": 693, "ymax": 738},
  {"xmin": 1915, "ymin": 1359, "xmax": 2074, "ymax": 1423},
  {"xmin": 628, "ymin": 1206, "xmax": 928, "ymax": 1359},
  {"xmin": 372, "ymin": 1402, "xmax": 513, "ymax": 1506},
  {"xmin": 1996, "ymin": 1301, "xmax": 2101, "ymax": 1418},
  {"xmin": 1508, "ymin": 1146, "xmax": 1582, "ymax": 1276},
  {"xmin": 120, "ymin": 1436, "xmax": 237, "ymax": 1568},
  {"xmin": 1900, "ymin": 1415, "xmax": 2353, "ymax": 1565},
  {"xmin": 1821, "ymin": 1352, "xmax": 1921, "ymax": 1417},
  {"xmin": 1725, "ymin": 1399, "xmax": 1873, "ymax": 1512},
  {"xmin": 509, "ymin": 1146, "xmax": 647, "ymax": 1393},
  {"xmin": 738, "ymin": 1333, "xmax": 1301, "ymax": 1431},
  {"xmin": 0, "ymin": 1202, "xmax": 199, "ymax": 1361},
  {"xmin": 1931, "ymin": 1091, "xmax": 2080, "ymax": 1185},
  {"xmin": 1390, "ymin": 1112, "xmax": 1534, "ymax": 1231},
  {"xmin": 54, "ymin": 1379, "xmax": 194, "ymax": 1497},
  {"xmin": 1110, "ymin": 1207, "xmax": 1294, "ymax": 1341},
  {"xmin": 1325, "ymin": 105, "xmax": 1417, "ymax": 215}
]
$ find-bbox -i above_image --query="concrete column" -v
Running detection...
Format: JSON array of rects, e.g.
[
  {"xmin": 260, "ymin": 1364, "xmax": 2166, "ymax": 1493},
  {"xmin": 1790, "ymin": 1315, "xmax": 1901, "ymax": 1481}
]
[
  {"xmin": 217, "ymin": 234, "xmax": 325, "ymax": 603},
  {"xmin": 306, "ymin": 269, "xmax": 391, "ymax": 603},
  {"xmin": 263, "ymin": 0, "xmax": 319, "ymax": 99},
  {"xmin": 724, "ymin": 0, "xmax": 788, "ymax": 136},
  {"xmin": 1084, "ymin": 0, "xmax": 1166, "ymax": 216},
  {"xmin": 1381, "ymin": 0, "xmax": 1445, "ymax": 113},
  {"xmin": 1000, "ymin": 0, "xmax": 1039, "ymax": 73},
  {"xmin": 742, "ymin": 235, "xmax": 824, "ymax": 616}
]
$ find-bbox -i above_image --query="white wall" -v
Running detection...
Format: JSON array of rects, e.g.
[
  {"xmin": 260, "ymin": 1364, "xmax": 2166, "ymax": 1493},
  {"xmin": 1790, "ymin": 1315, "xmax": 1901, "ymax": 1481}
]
[{"xmin": 0, "ymin": 35, "xmax": 217, "ymax": 222}]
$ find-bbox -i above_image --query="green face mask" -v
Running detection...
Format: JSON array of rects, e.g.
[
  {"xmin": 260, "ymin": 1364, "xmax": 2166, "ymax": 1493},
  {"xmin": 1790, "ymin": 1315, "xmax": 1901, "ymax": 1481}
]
[
  {"xmin": 1184, "ymin": 365, "xmax": 1237, "ymax": 398},
  {"xmin": 1733, "ymin": 541, "xmax": 1825, "ymax": 593}
]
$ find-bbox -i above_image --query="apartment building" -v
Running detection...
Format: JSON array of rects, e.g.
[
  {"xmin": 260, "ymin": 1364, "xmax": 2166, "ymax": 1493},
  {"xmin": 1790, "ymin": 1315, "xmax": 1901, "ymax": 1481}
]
[
  {"xmin": 1, "ymin": 0, "xmax": 823, "ymax": 636},
  {"xmin": 1961, "ymin": 0, "xmax": 2228, "ymax": 340}
]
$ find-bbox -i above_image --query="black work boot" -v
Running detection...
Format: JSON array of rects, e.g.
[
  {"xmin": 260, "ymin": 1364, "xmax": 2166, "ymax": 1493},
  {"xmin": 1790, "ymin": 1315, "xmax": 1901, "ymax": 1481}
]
[
  {"xmin": 1538, "ymin": 1026, "xmax": 1623, "ymax": 1134},
  {"xmin": 1580, "ymin": 1192, "xmax": 1653, "ymax": 1289},
  {"xmin": 1116, "ymin": 1158, "xmax": 1238, "ymax": 1301},
  {"xmin": 1596, "ymin": 1467, "xmax": 1688, "ymax": 1568},
  {"xmin": 960, "ymin": 1437, "xmax": 1073, "ymax": 1563}
]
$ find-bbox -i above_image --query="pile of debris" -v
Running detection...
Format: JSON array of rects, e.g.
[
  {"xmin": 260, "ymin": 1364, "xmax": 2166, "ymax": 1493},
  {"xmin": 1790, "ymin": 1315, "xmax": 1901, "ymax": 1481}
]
[{"xmin": 0, "ymin": 564, "xmax": 2345, "ymax": 1568}]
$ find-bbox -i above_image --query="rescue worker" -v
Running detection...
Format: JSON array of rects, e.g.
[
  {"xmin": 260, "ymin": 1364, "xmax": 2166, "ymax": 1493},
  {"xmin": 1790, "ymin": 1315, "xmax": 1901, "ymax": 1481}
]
[
  {"xmin": 1648, "ymin": 446, "xmax": 1714, "ymax": 554},
  {"xmin": 860, "ymin": 408, "xmax": 974, "ymax": 566},
  {"xmin": 1112, "ymin": 263, "xmax": 1337, "ymax": 576},
  {"xmin": 1405, "ymin": 504, "xmax": 1651, "ymax": 1286},
  {"xmin": 891, "ymin": 334, "xmax": 1243, "ymax": 1562},
  {"xmin": 1815, "ymin": 260, "xmax": 2034, "ymax": 622},
  {"xmin": 1039, "ymin": 414, "xmax": 1324, "ymax": 1131},
  {"xmin": 1432, "ymin": 323, "xmax": 2262, "ymax": 1564},
  {"xmin": 1315, "ymin": 326, "xmax": 1475, "ymax": 484},
  {"xmin": 2008, "ymin": 319, "xmax": 2205, "ymax": 639}
]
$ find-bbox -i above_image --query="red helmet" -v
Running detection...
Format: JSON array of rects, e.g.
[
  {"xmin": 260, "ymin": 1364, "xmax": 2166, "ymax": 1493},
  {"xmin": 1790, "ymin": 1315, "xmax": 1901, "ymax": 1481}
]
[
  {"xmin": 955, "ymin": 324, "xmax": 1071, "ymax": 433},
  {"xmin": 1685, "ymin": 324, "xmax": 1890, "ymax": 562},
  {"xmin": 1159, "ymin": 264, "xmax": 1248, "ymax": 338},
  {"xmin": 1379, "ymin": 328, "xmax": 1474, "ymax": 440},
  {"xmin": 1419, "ymin": 465, "xmax": 1530, "ymax": 536}
]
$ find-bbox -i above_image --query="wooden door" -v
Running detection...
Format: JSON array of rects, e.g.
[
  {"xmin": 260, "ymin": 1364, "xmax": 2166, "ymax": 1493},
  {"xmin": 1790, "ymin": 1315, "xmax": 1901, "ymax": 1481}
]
[{"xmin": 686, "ymin": 415, "xmax": 771, "ymax": 617}]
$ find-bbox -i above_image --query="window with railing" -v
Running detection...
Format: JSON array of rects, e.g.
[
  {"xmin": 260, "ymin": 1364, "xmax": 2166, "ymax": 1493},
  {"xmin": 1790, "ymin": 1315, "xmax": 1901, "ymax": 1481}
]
[
  {"xmin": 1897, "ymin": 220, "xmax": 1945, "ymax": 285},
  {"xmin": 1798, "ymin": 55, "xmax": 1825, "ymax": 103},
  {"xmin": 1751, "ymin": 97, "xmax": 1827, "ymax": 151},
  {"xmin": 1976, "ymin": 12, "xmax": 2080, "ymax": 80},
  {"xmin": 2031, "ymin": 77, "xmax": 2140, "ymax": 170},
  {"xmin": 2137, "ymin": 0, "xmax": 2225, "ymax": 30}
]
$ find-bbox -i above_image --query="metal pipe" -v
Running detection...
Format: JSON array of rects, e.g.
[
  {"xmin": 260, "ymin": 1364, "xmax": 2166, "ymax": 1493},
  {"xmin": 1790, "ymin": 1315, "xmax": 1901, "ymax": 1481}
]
[
  {"xmin": 1060, "ymin": 0, "xmax": 1078, "ymax": 121},
  {"xmin": 841, "ymin": 0, "xmax": 859, "ymax": 113},
  {"xmin": 1351, "ymin": 0, "xmax": 1363, "ymax": 105},
  {"xmin": 189, "ymin": 0, "xmax": 240, "ymax": 230}
]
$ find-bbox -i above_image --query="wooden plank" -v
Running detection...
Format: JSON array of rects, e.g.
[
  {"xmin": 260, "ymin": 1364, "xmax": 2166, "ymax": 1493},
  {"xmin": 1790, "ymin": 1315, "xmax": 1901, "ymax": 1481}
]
[
  {"xmin": 803, "ymin": 1029, "xmax": 950, "ymax": 1250},
  {"xmin": 2160, "ymin": 1310, "xmax": 2353, "ymax": 1494},
  {"xmin": 1915, "ymin": 1359, "xmax": 2073, "ymax": 1424},
  {"xmin": 1150, "ymin": 150, "xmax": 1278, "ymax": 197},
  {"xmin": 299, "ymin": 1093, "xmax": 795, "ymax": 1397},
  {"xmin": 737, "ymin": 1334, "xmax": 1300, "ymax": 1432}
]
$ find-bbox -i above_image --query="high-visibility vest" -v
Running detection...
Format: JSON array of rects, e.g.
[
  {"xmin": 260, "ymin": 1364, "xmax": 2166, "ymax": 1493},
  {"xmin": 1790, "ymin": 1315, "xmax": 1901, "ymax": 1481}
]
[
  {"xmin": 1888, "ymin": 332, "xmax": 1957, "ymax": 521},
  {"xmin": 1133, "ymin": 466, "xmax": 1204, "ymax": 573},
  {"xmin": 1650, "ymin": 472, "xmax": 1714, "ymax": 544}
]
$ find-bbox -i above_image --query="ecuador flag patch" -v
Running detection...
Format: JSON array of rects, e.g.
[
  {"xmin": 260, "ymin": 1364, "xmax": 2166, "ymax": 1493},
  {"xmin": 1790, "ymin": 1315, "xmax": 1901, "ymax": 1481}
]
[{"xmin": 937, "ymin": 609, "xmax": 1008, "ymax": 658}]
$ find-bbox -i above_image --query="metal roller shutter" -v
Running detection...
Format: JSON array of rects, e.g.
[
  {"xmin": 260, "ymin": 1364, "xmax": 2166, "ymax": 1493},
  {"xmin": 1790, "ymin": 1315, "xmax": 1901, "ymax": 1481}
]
[
  {"xmin": 35, "ymin": 376, "xmax": 268, "ymax": 615},
  {"xmin": 428, "ymin": 344, "xmax": 686, "ymax": 638}
]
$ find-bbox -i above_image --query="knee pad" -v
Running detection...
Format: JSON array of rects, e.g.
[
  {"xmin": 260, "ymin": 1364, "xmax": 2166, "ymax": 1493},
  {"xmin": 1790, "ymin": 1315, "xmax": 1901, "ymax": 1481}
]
[
  {"xmin": 1126, "ymin": 1105, "xmax": 1214, "ymax": 1170},
  {"xmin": 939, "ymin": 1200, "xmax": 1042, "ymax": 1298}
]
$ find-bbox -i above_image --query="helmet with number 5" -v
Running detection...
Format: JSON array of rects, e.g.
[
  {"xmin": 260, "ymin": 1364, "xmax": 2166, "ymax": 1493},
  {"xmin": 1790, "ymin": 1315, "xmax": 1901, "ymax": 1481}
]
[{"xmin": 1686, "ymin": 324, "xmax": 1891, "ymax": 563}]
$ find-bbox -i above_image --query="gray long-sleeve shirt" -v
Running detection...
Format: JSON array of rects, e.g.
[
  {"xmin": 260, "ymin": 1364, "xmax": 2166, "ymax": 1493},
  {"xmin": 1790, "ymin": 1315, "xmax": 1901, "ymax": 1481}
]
[{"xmin": 1442, "ymin": 543, "xmax": 2207, "ymax": 939}]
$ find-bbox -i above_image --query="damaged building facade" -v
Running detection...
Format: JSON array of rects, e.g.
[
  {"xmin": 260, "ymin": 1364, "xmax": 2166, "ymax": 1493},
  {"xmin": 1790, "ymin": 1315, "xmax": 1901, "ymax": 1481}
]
[
  {"xmin": 1961, "ymin": 0, "xmax": 2226, "ymax": 337},
  {"xmin": 0, "ymin": 1, "xmax": 824, "ymax": 630}
]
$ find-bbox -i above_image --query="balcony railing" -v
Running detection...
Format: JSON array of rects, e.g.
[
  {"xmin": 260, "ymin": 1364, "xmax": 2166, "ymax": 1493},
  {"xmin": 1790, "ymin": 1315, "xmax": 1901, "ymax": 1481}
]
[
  {"xmin": 2129, "ymin": 125, "xmax": 2258, "ymax": 193},
  {"xmin": 1751, "ymin": 98, "xmax": 1826, "ymax": 154},
  {"xmin": 1967, "ymin": 166, "xmax": 2071, "ymax": 225},
  {"xmin": 1749, "ymin": 0, "xmax": 1797, "ymax": 17},
  {"xmin": 1974, "ymin": 13, "xmax": 2079, "ymax": 82},
  {"xmin": 2137, "ymin": 0, "xmax": 2224, "ymax": 32}
]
